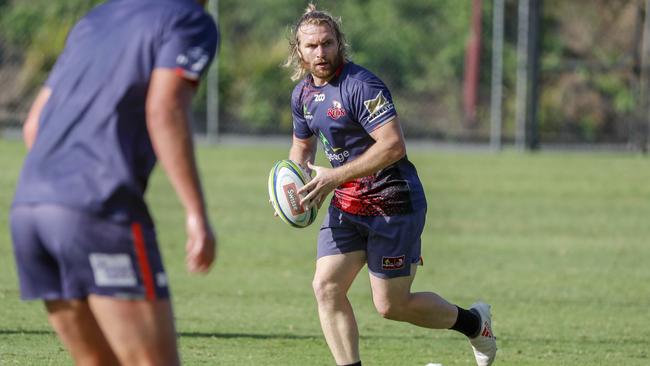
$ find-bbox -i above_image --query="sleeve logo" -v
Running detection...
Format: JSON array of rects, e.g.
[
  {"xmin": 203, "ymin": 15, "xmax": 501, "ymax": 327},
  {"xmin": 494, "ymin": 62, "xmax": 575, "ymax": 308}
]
[
  {"xmin": 363, "ymin": 91, "xmax": 394, "ymax": 123},
  {"xmin": 175, "ymin": 47, "xmax": 210, "ymax": 80}
]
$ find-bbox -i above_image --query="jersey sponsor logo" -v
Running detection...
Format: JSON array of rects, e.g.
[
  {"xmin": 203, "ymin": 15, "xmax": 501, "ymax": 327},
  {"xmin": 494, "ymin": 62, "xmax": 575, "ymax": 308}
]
[
  {"xmin": 313, "ymin": 93, "xmax": 326, "ymax": 102},
  {"xmin": 381, "ymin": 255, "xmax": 405, "ymax": 270},
  {"xmin": 89, "ymin": 253, "xmax": 137, "ymax": 287},
  {"xmin": 327, "ymin": 100, "xmax": 347, "ymax": 120},
  {"xmin": 283, "ymin": 182, "xmax": 305, "ymax": 215},
  {"xmin": 319, "ymin": 131, "xmax": 350, "ymax": 163},
  {"xmin": 303, "ymin": 104, "xmax": 314, "ymax": 121},
  {"xmin": 326, "ymin": 150, "xmax": 350, "ymax": 163},
  {"xmin": 319, "ymin": 131, "xmax": 342, "ymax": 152},
  {"xmin": 364, "ymin": 91, "xmax": 395, "ymax": 124}
]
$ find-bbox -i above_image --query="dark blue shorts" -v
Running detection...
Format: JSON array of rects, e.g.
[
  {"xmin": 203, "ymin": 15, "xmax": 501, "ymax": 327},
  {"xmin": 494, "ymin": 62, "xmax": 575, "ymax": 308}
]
[
  {"xmin": 317, "ymin": 205, "xmax": 426, "ymax": 279},
  {"xmin": 10, "ymin": 204, "xmax": 169, "ymax": 301}
]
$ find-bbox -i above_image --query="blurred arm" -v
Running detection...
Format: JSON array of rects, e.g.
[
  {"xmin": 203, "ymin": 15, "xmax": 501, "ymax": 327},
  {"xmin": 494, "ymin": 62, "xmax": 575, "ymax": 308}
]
[
  {"xmin": 23, "ymin": 87, "xmax": 52, "ymax": 150},
  {"xmin": 146, "ymin": 69, "xmax": 216, "ymax": 273}
]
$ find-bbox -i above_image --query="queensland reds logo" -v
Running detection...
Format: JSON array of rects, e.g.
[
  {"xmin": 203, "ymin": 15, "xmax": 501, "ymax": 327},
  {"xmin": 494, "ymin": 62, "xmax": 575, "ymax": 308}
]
[
  {"xmin": 381, "ymin": 255, "xmax": 405, "ymax": 270},
  {"xmin": 327, "ymin": 100, "xmax": 346, "ymax": 120}
]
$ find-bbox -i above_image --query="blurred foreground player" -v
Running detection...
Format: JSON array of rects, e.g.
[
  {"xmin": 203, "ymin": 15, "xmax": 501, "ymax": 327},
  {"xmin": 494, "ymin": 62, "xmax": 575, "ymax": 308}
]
[
  {"xmin": 282, "ymin": 4, "xmax": 497, "ymax": 366},
  {"xmin": 10, "ymin": 0, "xmax": 218, "ymax": 364}
]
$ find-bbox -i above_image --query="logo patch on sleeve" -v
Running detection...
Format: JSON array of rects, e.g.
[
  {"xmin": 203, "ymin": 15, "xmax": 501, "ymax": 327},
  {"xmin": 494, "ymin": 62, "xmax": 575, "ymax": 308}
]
[
  {"xmin": 175, "ymin": 47, "xmax": 210, "ymax": 80},
  {"xmin": 363, "ymin": 91, "xmax": 395, "ymax": 124},
  {"xmin": 381, "ymin": 255, "xmax": 405, "ymax": 270},
  {"xmin": 89, "ymin": 253, "xmax": 137, "ymax": 287}
]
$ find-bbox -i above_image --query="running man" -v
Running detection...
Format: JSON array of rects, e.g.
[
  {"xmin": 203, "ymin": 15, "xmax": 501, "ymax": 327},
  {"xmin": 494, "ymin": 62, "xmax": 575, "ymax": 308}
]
[
  {"xmin": 10, "ymin": 0, "xmax": 218, "ymax": 364},
  {"xmin": 282, "ymin": 4, "xmax": 497, "ymax": 366}
]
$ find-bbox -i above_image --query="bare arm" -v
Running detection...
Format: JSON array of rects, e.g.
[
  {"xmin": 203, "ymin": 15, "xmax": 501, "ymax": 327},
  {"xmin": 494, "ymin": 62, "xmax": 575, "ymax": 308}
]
[
  {"xmin": 299, "ymin": 117, "xmax": 407, "ymax": 208},
  {"xmin": 289, "ymin": 134, "xmax": 318, "ymax": 172},
  {"xmin": 23, "ymin": 87, "xmax": 52, "ymax": 150},
  {"xmin": 146, "ymin": 69, "xmax": 216, "ymax": 274}
]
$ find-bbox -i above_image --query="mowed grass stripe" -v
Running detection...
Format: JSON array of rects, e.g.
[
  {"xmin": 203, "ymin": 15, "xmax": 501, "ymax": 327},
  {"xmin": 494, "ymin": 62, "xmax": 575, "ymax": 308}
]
[{"xmin": 1, "ymin": 139, "xmax": 648, "ymax": 365}]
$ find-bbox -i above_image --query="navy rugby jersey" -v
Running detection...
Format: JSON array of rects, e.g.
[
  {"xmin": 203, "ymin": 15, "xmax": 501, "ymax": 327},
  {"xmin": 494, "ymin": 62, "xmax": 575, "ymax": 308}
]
[
  {"xmin": 13, "ymin": 0, "xmax": 219, "ymax": 225},
  {"xmin": 292, "ymin": 62, "xmax": 427, "ymax": 216}
]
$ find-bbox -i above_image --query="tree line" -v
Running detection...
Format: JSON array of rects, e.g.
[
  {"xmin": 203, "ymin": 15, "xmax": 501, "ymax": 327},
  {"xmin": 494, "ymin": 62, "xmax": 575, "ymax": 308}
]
[{"xmin": 0, "ymin": 0, "xmax": 644, "ymax": 143}]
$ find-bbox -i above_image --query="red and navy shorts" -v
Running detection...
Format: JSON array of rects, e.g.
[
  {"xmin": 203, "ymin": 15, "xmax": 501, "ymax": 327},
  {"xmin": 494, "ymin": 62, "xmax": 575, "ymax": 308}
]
[
  {"xmin": 10, "ymin": 204, "xmax": 169, "ymax": 301},
  {"xmin": 317, "ymin": 205, "xmax": 426, "ymax": 279}
]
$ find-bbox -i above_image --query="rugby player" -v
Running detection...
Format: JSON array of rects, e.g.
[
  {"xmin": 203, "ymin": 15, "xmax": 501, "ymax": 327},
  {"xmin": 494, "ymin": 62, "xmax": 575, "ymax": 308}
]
[
  {"xmin": 10, "ymin": 0, "xmax": 218, "ymax": 364},
  {"xmin": 282, "ymin": 4, "xmax": 497, "ymax": 366}
]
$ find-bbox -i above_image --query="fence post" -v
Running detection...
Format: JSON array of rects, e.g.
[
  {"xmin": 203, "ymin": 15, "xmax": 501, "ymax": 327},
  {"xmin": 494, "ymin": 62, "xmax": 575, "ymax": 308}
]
[
  {"xmin": 640, "ymin": 0, "xmax": 650, "ymax": 152},
  {"xmin": 515, "ymin": 0, "xmax": 542, "ymax": 151},
  {"xmin": 206, "ymin": 0, "xmax": 220, "ymax": 143},
  {"xmin": 490, "ymin": 0, "xmax": 505, "ymax": 151}
]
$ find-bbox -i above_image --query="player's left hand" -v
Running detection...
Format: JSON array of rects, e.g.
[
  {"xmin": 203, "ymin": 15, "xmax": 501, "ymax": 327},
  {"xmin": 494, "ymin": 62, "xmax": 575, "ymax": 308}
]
[{"xmin": 298, "ymin": 161, "xmax": 343, "ymax": 210}]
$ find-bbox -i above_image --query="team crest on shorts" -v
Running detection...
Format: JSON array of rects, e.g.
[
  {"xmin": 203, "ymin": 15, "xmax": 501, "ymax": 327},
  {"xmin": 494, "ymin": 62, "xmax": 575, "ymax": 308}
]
[{"xmin": 381, "ymin": 255, "xmax": 405, "ymax": 270}]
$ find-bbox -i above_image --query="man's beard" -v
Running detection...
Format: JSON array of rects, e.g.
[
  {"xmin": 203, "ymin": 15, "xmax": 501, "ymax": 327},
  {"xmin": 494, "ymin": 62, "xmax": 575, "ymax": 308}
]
[{"xmin": 308, "ymin": 56, "xmax": 341, "ymax": 80}]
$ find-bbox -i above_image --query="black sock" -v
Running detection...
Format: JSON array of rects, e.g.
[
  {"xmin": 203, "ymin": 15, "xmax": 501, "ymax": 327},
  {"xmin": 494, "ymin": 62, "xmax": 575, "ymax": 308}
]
[
  {"xmin": 338, "ymin": 362, "xmax": 361, "ymax": 366},
  {"xmin": 450, "ymin": 305, "xmax": 481, "ymax": 338}
]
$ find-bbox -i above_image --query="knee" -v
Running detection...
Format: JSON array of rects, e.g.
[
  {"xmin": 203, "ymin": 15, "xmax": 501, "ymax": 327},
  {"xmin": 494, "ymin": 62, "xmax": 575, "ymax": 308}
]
[
  {"xmin": 312, "ymin": 278, "xmax": 345, "ymax": 304},
  {"xmin": 373, "ymin": 297, "xmax": 407, "ymax": 320}
]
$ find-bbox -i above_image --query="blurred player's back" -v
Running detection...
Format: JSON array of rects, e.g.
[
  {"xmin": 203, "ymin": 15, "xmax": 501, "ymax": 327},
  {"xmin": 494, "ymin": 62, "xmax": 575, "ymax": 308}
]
[
  {"xmin": 13, "ymin": 0, "xmax": 218, "ymax": 225},
  {"xmin": 10, "ymin": 0, "xmax": 218, "ymax": 364}
]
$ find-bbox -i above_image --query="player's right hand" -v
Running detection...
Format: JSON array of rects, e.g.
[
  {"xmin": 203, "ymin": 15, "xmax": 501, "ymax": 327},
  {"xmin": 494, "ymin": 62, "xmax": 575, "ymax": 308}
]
[
  {"xmin": 299, "ymin": 161, "xmax": 341, "ymax": 210},
  {"xmin": 185, "ymin": 213, "xmax": 217, "ymax": 274}
]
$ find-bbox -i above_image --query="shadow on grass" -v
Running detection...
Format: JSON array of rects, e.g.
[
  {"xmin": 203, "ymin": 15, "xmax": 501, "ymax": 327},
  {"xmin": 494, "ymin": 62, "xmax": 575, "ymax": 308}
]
[
  {"xmin": 0, "ymin": 329, "xmax": 320, "ymax": 340},
  {"xmin": 179, "ymin": 331, "xmax": 321, "ymax": 340},
  {"xmin": 0, "ymin": 329, "xmax": 424, "ymax": 341},
  {"xmin": 0, "ymin": 329, "xmax": 54, "ymax": 336},
  {"xmin": 2, "ymin": 329, "xmax": 648, "ymax": 348}
]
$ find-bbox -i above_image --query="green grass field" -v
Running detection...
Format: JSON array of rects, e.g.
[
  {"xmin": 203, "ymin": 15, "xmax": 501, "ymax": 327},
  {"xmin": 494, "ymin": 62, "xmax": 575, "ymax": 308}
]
[{"xmin": 1, "ymin": 138, "xmax": 649, "ymax": 365}]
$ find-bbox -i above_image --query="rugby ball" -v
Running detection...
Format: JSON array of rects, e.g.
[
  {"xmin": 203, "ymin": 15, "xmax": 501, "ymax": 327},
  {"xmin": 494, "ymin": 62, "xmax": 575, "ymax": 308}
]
[{"xmin": 268, "ymin": 159, "xmax": 318, "ymax": 228}]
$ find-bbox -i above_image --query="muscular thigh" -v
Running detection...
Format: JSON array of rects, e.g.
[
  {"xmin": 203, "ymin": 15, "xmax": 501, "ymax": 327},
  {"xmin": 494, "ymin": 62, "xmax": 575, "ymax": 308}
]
[
  {"xmin": 317, "ymin": 205, "xmax": 368, "ymax": 259},
  {"xmin": 316, "ymin": 206, "xmax": 426, "ymax": 280},
  {"xmin": 10, "ymin": 204, "xmax": 169, "ymax": 300},
  {"xmin": 364, "ymin": 209, "xmax": 426, "ymax": 279}
]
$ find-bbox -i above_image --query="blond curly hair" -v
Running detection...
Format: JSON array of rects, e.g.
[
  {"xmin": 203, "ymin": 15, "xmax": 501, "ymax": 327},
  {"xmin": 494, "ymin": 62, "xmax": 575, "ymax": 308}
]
[{"xmin": 283, "ymin": 3, "xmax": 351, "ymax": 82}]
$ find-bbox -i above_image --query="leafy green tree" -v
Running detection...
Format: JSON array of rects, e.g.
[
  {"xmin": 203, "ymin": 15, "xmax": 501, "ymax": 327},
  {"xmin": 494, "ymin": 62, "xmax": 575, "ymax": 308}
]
[{"xmin": 0, "ymin": 0, "xmax": 102, "ymax": 96}]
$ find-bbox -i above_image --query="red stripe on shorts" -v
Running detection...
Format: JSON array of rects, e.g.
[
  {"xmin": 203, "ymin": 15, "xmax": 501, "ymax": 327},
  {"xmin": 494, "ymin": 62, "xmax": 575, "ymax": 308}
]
[{"xmin": 131, "ymin": 222, "xmax": 156, "ymax": 301}]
